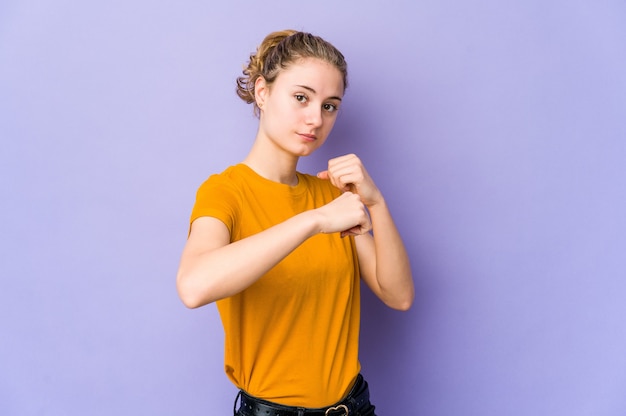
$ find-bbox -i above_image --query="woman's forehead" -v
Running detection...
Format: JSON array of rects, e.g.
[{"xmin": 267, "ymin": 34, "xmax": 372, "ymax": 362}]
[{"xmin": 275, "ymin": 58, "xmax": 345, "ymax": 96}]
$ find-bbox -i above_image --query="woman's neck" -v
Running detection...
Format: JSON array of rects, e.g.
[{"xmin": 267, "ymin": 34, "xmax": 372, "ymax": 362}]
[{"xmin": 242, "ymin": 140, "xmax": 300, "ymax": 186}]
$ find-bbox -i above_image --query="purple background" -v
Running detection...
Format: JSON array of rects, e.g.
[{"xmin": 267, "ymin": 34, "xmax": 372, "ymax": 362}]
[{"xmin": 2, "ymin": 1, "xmax": 626, "ymax": 415}]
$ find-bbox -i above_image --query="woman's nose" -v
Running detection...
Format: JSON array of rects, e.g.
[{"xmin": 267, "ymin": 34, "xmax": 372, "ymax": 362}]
[{"xmin": 305, "ymin": 106, "xmax": 323, "ymax": 127}]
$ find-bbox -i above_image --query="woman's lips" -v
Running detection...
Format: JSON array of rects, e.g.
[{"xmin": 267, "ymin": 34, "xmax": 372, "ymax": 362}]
[{"xmin": 299, "ymin": 133, "xmax": 317, "ymax": 141}]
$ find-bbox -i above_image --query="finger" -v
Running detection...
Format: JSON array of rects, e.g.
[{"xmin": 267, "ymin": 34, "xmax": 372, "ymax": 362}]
[
  {"xmin": 340, "ymin": 221, "xmax": 370, "ymax": 237},
  {"xmin": 327, "ymin": 155, "xmax": 358, "ymax": 176},
  {"xmin": 317, "ymin": 170, "xmax": 330, "ymax": 180},
  {"xmin": 330, "ymin": 173, "xmax": 357, "ymax": 193},
  {"xmin": 340, "ymin": 226, "xmax": 361, "ymax": 238},
  {"xmin": 329, "ymin": 166, "xmax": 363, "ymax": 188},
  {"xmin": 344, "ymin": 182, "xmax": 356, "ymax": 193},
  {"xmin": 328, "ymin": 154, "xmax": 360, "ymax": 173},
  {"xmin": 328, "ymin": 153, "xmax": 358, "ymax": 167},
  {"xmin": 323, "ymin": 169, "xmax": 348, "ymax": 191}
]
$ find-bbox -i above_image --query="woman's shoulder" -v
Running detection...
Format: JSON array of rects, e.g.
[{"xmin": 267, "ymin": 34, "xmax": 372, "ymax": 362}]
[
  {"xmin": 194, "ymin": 165, "xmax": 246, "ymax": 198},
  {"xmin": 297, "ymin": 172, "xmax": 341, "ymax": 196},
  {"xmin": 198, "ymin": 164, "xmax": 247, "ymax": 185}
]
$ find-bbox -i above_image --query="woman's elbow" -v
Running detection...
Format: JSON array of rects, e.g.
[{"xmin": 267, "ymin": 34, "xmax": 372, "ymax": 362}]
[
  {"xmin": 176, "ymin": 273, "xmax": 211, "ymax": 309},
  {"xmin": 386, "ymin": 288, "xmax": 415, "ymax": 311},
  {"xmin": 178, "ymin": 292, "xmax": 204, "ymax": 309},
  {"xmin": 177, "ymin": 288, "xmax": 202, "ymax": 309},
  {"xmin": 392, "ymin": 298, "xmax": 413, "ymax": 312}
]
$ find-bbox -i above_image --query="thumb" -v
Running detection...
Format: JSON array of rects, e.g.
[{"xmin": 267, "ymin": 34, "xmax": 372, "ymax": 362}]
[{"xmin": 317, "ymin": 170, "xmax": 330, "ymax": 180}]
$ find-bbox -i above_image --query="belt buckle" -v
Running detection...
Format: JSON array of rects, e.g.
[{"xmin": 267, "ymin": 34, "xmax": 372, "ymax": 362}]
[{"xmin": 324, "ymin": 404, "xmax": 348, "ymax": 416}]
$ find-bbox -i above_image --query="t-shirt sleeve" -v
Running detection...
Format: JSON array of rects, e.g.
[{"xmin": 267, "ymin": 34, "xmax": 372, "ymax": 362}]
[{"xmin": 190, "ymin": 174, "xmax": 241, "ymax": 233}]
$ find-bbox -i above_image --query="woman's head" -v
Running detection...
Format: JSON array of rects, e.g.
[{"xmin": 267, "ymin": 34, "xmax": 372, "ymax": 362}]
[{"xmin": 236, "ymin": 30, "xmax": 348, "ymax": 116}]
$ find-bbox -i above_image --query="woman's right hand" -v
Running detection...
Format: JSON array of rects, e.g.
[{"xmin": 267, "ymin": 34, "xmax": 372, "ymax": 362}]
[{"xmin": 315, "ymin": 192, "xmax": 372, "ymax": 237}]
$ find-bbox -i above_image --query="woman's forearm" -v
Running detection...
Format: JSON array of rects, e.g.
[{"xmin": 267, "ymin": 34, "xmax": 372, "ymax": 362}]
[
  {"xmin": 177, "ymin": 191, "xmax": 372, "ymax": 308},
  {"xmin": 177, "ymin": 211, "xmax": 319, "ymax": 308},
  {"xmin": 365, "ymin": 199, "xmax": 415, "ymax": 310}
]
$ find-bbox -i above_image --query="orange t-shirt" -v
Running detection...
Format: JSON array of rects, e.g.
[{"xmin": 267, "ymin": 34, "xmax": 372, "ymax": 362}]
[{"xmin": 190, "ymin": 164, "xmax": 361, "ymax": 407}]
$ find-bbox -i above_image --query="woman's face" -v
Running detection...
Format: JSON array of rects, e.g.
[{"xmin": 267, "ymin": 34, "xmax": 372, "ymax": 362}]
[{"xmin": 255, "ymin": 57, "xmax": 344, "ymax": 158}]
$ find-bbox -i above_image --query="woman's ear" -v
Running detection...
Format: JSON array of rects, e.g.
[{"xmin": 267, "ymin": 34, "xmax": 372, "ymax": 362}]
[{"xmin": 254, "ymin": 76, "xmax": 268, "ymax": 110}]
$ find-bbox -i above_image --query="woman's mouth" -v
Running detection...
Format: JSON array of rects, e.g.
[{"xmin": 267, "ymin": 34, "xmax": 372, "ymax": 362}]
[{"xmin": 299, "ymin": 133, "xmax": 317, "ymax": 141}]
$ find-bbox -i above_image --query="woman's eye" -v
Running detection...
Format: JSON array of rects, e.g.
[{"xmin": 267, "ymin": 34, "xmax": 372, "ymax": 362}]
[
  {"xmin": 323, "ymin": 103, "xmax": 338, "ymax": 113},
  {"xmin": 295, "ymin": 94, "xmax": 307, "ymax": 103}
]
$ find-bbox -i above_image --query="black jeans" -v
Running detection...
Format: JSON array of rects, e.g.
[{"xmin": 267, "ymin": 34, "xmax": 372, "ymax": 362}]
[{"xmin": 234, "ymin": 374, "xmax": 377, "ymax": 416}]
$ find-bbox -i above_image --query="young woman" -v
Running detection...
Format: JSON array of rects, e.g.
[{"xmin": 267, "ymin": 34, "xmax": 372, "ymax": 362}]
[{"xmin": 176, "ymin": 29, "xmax": 414, "ymax": 416}]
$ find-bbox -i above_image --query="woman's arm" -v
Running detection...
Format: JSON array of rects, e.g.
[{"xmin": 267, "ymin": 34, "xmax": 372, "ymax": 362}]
[
  {"xmin": 355, "ymin": 201, "xmax": 414, "ymax": 311},
  {"xmin": 176, "ymin": 191, "xmax": 371, "ymax": 308},
  {"xmin": 318, "ymin": 154, "xmax": 415, "ymax": 311}
]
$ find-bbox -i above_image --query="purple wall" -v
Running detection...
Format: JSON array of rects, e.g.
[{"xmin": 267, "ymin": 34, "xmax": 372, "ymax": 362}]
[{"xmin": 2, "ymin": 1, "xmax": 625, "ymax": 415}]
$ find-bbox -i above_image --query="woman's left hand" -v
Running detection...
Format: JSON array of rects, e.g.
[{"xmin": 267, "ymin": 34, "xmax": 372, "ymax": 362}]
[{"xmin": 317, "ymin": 154, "xmax": 383, "ymax": 207}]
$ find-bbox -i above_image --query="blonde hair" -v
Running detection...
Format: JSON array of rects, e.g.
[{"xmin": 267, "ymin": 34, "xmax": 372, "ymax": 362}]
[{"xmin": 236, "ymin": 30, "xmax": 348, "ymax": 116}]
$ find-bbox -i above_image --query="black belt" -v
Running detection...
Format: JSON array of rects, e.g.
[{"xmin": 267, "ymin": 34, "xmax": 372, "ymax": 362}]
[{"xmin": 235, "ymin": 374, "xmax": 371, "ymax": 416}]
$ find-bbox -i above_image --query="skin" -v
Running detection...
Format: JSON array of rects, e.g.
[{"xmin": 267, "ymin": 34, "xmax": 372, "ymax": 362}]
[{"xmin": 176, "ymin": 57, "xmax": 414, "ymax": 311}]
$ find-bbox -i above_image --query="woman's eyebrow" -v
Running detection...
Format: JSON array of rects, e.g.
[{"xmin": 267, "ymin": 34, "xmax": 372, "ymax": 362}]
[{"xmin": 296, "ymin": 84, "xmax": 343, "ymax": 101}]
